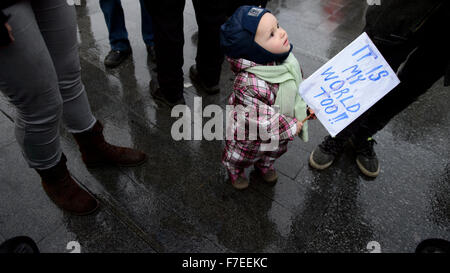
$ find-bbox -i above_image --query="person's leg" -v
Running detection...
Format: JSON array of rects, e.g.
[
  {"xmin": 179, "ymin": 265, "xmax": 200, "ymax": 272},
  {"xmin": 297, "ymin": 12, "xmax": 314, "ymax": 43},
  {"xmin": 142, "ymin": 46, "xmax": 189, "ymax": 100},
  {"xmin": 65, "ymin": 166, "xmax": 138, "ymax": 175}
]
[
  {"xmin": 311, "ymin": 2, "xmax": 450, "ymax": 176},
  {"xmin": 226, "ymin": 0, "xmax": 239, "ymax": 17},
  {"xmin": 349, "ymin": 44, "xmax": 447, "ymax": 136},
  {"xmin": 348, "ymin": 1, "xmax": 449, "ymax": 141},
  {"xmin": 143, "ymin": 0, "xmax": 185, "ymax": 103},
  {"xmin": 222, "ymin": 141, "xmax": 246, "ymax": 180},
  {"xmin": 333, "ymin": 29, "xmax": 418, "ymax": 142},
  {"xmin": 99, "ymin": 0, "xmax": 130, "ymax": 51},
  {"xmin": 31, "ymin": 0, "xmax": 96, "ymax": 135},
  {"xmin": 254, "ymin": 140, "xmax": 289, "ymax": 183},
  {"xmin": 139, "ymin": 0, "xmax": 153, "ymax": 46},
  {"xmin": 309, "ymin": 24, "xmax": 419, "ymax": 172},
  {"xmin": 33, "ymin": 0, "xmax": 147, "ymax": 168},
  {"xmin": 222, "ymin": 140, "xmax": 259, "ymax": 189},
  {"xmin": 139, "ymin": 0, "xmax": 156, "ymax": 61},
  {"xmin": 99, "ymin": 0, "xmax": 132, "ymax": 67},
  {"xmin": 0, "ymin": 1, "xmax": 98, "ymax": 215},
  {"xmin": 0, "ymin": 2, "xmax": 63, "ymax": 170},
  {"xmin": 352, "ymin": 43, "xmax": 449, "ymax": 141},
  {"xmin": 350, "ymin": 40, "xmax": 447, "ymax": 176},
  {"xmin": 227, "ymin": 1, "xmax": 269, "ymax": 17},
  {"xmin": 191, "ymin": 0, "xmax": 226, "ymax": 88},
  {"xmin": 342, "ymin": 7, "xmax": 449, "ymax": 177}
]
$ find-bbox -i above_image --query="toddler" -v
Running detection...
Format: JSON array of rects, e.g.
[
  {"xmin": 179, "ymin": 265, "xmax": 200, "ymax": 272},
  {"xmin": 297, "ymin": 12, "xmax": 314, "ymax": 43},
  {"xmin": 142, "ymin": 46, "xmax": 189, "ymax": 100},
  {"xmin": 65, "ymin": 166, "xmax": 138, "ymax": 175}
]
[{"xmin": 220, "ymin": 5, "xmax": 313, "ymax": 189}]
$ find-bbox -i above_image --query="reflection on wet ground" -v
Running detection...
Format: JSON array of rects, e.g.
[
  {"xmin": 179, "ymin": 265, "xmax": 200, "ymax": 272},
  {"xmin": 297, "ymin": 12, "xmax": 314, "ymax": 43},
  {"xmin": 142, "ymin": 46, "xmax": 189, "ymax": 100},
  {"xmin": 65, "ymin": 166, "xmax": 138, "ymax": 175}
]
[{"xmin": 0, "ymin": 0, "xmax": 448, "ymax": 252}]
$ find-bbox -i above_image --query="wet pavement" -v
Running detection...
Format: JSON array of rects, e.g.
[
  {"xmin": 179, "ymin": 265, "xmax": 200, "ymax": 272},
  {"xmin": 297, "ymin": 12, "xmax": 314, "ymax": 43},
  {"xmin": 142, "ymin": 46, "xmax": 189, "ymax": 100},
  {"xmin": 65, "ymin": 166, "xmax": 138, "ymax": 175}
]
[{"xmin": 0, "ymin": 0, "xmax": 449, "ymax": 253}]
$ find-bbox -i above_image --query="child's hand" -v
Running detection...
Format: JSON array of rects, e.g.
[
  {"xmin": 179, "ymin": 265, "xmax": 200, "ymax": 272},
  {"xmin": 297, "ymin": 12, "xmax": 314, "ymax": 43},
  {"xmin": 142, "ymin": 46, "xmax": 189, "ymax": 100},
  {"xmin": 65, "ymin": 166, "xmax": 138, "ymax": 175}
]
[
  {"xmin": 295, "ymin": 120, "xmax": 303, "ymax": 135},
  {"xmin": 307, "ymin": 107, "xmax": 317, "ymax": 120}
]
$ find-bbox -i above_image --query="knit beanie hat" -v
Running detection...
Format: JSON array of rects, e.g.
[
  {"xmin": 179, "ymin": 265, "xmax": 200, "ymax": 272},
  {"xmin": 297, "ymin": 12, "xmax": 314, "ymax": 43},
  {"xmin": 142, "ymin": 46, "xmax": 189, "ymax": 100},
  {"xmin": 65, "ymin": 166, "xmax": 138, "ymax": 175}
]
[{"xmin": 220, "ymin": 5, "xmax": 292, "ymax": 64}]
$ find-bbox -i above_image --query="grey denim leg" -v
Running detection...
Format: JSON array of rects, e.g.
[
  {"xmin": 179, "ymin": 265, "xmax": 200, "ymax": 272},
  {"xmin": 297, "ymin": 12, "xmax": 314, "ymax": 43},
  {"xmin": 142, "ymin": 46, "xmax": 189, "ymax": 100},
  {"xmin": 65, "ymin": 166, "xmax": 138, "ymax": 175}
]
[
  {"xmin": 0, "ymin": 0, "xmax": 95, "ymax": 169},
  {"xmin": 31, "ymin": 0, "xmax": 96, "ymax": 133}
]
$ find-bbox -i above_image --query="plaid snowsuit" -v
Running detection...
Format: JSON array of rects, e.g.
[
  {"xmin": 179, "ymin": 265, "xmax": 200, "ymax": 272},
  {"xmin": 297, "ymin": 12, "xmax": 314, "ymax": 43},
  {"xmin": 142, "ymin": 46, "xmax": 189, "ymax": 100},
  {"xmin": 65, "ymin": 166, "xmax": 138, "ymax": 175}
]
[{"xmin": 222, "ymin": 57, "xmax": 298, "ymax": 182}]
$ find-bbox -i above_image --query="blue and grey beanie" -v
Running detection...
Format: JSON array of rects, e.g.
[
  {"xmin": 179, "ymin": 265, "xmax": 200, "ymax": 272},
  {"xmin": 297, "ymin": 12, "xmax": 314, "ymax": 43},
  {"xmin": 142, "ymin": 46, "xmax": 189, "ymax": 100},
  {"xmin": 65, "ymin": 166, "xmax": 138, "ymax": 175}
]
[{"xmin": 220, "ymin": 5, "xmax": 292, "ymax": 64}]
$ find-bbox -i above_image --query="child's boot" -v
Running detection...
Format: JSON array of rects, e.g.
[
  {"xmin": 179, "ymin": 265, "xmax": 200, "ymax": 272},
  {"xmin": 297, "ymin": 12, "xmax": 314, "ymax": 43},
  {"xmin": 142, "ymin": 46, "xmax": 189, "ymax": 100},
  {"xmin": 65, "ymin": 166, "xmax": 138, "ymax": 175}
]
[
  {"xmin": 229, "ymin": 172, "xmax": 249, "ymax": 190},
  {"xmin": 255, "ymin": 166, "xmax": 278, "ymax": 184},
  {"xmin": 232, "ymin": 176, "xmax": 250, "ymax": 190}
]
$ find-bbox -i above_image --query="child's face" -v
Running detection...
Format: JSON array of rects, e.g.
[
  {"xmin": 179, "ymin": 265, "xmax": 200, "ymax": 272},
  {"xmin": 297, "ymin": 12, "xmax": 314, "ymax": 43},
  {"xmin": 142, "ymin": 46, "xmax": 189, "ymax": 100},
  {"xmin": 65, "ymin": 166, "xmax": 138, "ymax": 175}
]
[{"xmin": 254, "ymin": 13, "xmax": 290, "ymax": 55}]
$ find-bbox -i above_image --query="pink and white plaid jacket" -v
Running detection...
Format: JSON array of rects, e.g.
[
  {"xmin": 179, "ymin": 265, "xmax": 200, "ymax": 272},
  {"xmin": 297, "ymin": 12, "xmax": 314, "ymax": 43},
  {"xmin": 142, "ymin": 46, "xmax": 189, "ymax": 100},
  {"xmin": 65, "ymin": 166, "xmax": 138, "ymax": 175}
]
[{"xmin": 226, "ymin": 57, "xmax": 298, "ymax": 141}]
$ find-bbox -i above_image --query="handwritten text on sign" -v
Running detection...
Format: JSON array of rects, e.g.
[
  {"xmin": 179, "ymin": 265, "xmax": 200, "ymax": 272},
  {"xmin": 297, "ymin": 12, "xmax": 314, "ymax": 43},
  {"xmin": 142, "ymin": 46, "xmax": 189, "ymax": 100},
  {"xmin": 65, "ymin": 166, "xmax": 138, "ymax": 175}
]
[{"xmin": 298, "ymin": 32, "xmax": 400, "ymax": 137}]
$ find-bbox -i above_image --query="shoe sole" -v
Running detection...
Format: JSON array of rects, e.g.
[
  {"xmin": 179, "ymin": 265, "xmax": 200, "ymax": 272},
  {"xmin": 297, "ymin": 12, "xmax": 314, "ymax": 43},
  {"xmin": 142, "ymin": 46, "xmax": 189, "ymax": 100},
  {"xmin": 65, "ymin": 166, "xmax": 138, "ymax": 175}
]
[
  {"xmin": 44, "ymin": 184, "xmax": 100, "ymax": 216},
  {"xmin": 152, "ymin": 96, "xmax": 178, "ymax": 108},
  {"xmin": 260, "ymin": 172, "xmax": 278, "ymax": 184},
  {"xmin": 189, "ymin": 69, "xmax": 220, "ymax": 95},
  {"xmin": 232, "ymin": 184, "xmax": 249, "ymax": 190},
  {"xmin": 104, "ymin": 52, "xmax": 131, "ymax": 68},
  {"xmin": 150, "ymin": 89, "xmax": 183, "ymax": 108},
  {"xmin": 104, "ymin": 62, "xmax": 121, "ymax": 69},
  {"xmin": 231, "ymin": 179, "xmax": 249, "ymax": 190},
  {"xmin": 50, "ymin": 198, "xmax": 99, "ymax": 216},
  {"xmin": 309, "ymin": 150, "xmax": 334, "ymax": 170},
  {"xmin": 149, "ymin": 89, "xmax": 170, "ymax": 106},
  {"xmin": 84, "ymin": 154, "xmax": 148, "ymax": 169},
  {"xmin": 252, "ymin": 167, "xmax": 278, "ymax": 184},
  {"xmin": 356, "ymin": 158, "xmax": 380, "ymax": 178},
  {"xmin": 71, "ymin": 201, "xmax": 100, "ymax": 216},
  {"xmin": 263, "ymin": 176, "xmax": 278, "ymax": 184}
]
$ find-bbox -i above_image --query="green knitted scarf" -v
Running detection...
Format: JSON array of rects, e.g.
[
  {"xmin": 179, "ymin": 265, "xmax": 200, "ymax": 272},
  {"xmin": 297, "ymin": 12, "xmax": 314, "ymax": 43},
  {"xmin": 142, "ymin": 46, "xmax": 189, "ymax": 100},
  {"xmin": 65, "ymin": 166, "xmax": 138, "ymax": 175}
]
[{"xmin": 245, "ymin": 53, "xmax": 308, "ymax": 142}]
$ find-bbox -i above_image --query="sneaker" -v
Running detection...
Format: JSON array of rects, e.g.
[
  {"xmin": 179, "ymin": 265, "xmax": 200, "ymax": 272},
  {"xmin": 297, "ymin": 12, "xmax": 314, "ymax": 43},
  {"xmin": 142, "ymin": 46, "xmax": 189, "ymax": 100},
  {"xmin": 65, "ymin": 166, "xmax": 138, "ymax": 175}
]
[
  {"xmin": 309, "ymin": 135, "xmax": 346, "ymax": 170},
  {"xmin": 189, "ymin": 65, "xmax": 220, "ymax": 95},
  {"xmin": 149, "ymin": 80, "xmax": 185, "ymax": 107},
  {"xmin": 104, "ymin": 49, "xmax": 131, "ymax": 68},
  {"xmin": 232, "ymin": 175, "xmax": 249, "ymax": 190},
  {"xmin": 146, "ymin": 44, "xmax": 156, "ymax": 62},
  {"xmin": 353, "ymin": 137, "xmax": 380, "ymax": 177}
]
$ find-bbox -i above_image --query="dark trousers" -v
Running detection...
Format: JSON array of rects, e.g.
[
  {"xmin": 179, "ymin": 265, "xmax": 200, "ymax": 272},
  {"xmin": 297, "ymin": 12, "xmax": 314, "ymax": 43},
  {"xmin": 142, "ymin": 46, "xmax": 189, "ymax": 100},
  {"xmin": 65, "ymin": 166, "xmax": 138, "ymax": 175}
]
[
  {"xmin": 227, "ymin": 0, "xmax": 269, "ymax": 16},
  {"xmin": 143, "ymin": 0, "xmax": 226, "ymax": 101},
  {"xmin": 337, "ymin": 3, "xmax": 450, "ymax": 142}
]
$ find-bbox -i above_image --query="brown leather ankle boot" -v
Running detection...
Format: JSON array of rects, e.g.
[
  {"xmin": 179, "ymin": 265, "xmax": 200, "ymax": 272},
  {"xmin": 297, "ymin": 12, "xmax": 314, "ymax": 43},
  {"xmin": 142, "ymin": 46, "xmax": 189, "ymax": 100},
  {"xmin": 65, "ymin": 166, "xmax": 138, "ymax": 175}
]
[
  {"xmin": 72, "ymin": 121, "xmax": 147, "ymax": 168},
  {"xmin": 36, "ymin": 154, "xmax": 99, "ymax": 216}
]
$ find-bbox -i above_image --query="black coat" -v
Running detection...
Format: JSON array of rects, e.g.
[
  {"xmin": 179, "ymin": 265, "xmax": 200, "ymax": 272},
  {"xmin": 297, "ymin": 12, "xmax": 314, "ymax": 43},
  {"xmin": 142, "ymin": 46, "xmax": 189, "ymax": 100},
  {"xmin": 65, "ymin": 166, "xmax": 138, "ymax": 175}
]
[{"xmin": 365, "ymin": 0, "xmax": 450, "ymax": 86}]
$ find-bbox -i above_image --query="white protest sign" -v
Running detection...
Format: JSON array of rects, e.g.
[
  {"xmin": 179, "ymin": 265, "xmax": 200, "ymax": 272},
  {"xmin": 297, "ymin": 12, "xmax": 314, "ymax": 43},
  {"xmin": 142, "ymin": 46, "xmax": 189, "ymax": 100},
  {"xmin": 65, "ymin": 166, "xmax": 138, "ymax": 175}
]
[{"xmin": 298, "ymin": 32, "xmax": 400, "ymax": 137}]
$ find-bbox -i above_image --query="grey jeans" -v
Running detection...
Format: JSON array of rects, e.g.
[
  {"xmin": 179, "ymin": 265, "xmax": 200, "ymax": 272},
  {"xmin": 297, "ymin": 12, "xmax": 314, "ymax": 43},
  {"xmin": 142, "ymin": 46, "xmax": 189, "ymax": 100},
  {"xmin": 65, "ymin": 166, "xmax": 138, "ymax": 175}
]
[{"xmin": 0, "ymin": 0, "xmax": 96, "ymax": 169}]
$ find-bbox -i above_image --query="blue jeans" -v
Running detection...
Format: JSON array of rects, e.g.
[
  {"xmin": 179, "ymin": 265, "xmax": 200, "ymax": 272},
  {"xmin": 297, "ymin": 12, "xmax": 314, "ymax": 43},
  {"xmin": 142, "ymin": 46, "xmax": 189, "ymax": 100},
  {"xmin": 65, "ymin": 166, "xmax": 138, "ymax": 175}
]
[{"xmin": 99, "ymin": 0, "xmax": 154, "ymax": 51}]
